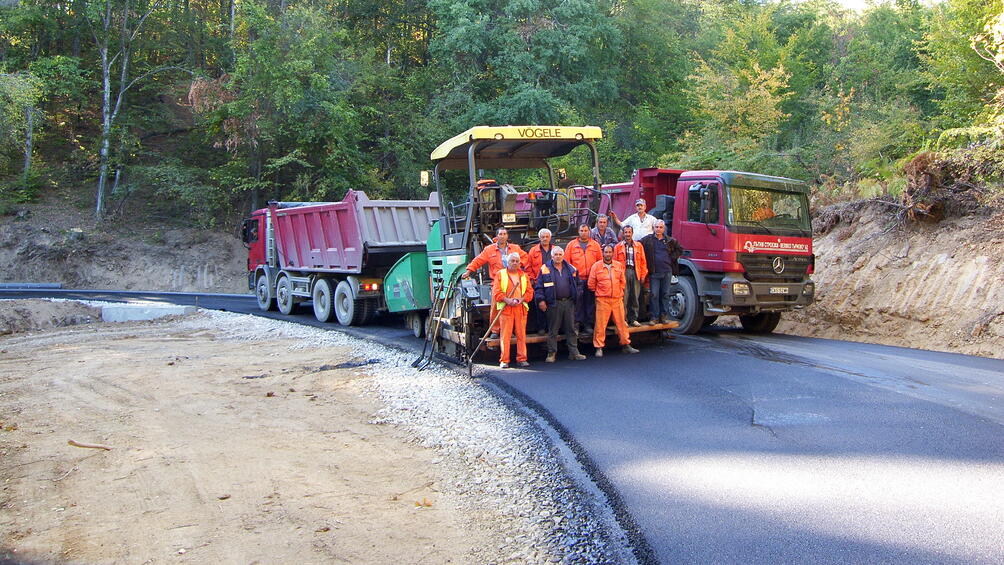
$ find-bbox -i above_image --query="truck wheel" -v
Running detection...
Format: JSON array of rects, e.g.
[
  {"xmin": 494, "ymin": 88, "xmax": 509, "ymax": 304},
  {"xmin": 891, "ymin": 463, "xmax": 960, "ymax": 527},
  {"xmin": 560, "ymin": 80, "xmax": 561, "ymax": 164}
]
[
  {"xmin": 255, "ymin": 274, "xmax": 277, "ymax": 312},
  {"xmin": 669, "ymin": 276, "xmax": 705, "ymax": 335},
  {"xmin": 276, "ymin": 276, "xmax": 295, "ymax": 315},
  {"xmin": 313, "ymin": 278, "xmax": 335, "ymax": 323},
  {"xmin": 406, "ymin": 312, "xmax": 425, "ymax": 338},
  {"xmin": 334, "ymin": 280, "xmax": 368, "ymax": 326},
  {"xmin": 739, "ymin": 312, "xmax": 781, "ymax": 334}
]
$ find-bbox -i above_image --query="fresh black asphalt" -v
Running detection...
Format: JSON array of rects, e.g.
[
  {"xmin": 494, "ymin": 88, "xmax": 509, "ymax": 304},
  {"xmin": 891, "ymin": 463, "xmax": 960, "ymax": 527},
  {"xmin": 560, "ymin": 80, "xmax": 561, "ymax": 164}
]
[{"xmin": 5, "ymin": 289, "xmax": 1003, "ymax": 564}]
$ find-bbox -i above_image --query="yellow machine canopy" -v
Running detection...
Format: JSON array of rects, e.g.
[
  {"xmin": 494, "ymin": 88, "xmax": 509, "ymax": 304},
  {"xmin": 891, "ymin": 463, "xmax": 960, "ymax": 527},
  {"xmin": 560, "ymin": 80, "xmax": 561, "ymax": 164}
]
[{"xmin": 430, "ymin": 125, "xmax": 603, "ymax": 170}]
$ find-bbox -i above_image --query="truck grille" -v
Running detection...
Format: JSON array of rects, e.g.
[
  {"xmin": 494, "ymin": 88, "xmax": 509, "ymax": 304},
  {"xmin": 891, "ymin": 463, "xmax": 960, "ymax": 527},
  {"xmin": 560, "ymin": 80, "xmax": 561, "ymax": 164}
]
[{"xmin": 738, "ymin": 253, "xmax": 813, "ymax": 282}]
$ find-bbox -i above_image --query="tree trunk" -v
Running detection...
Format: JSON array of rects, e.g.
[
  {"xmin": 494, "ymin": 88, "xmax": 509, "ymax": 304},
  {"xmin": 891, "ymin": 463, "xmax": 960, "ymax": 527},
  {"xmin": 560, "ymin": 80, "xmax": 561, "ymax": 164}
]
[
  {"xmin": 96, "ymin": 44, "xmax": 112, "ymax": 219},
  {"xmin": 22, "ymin": 107, "xmax": 34, "ymax": 185}
]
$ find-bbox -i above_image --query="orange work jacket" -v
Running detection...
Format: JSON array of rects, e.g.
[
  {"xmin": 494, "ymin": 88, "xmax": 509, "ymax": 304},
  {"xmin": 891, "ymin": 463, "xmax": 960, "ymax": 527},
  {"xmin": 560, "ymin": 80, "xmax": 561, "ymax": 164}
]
[
  {"xmin": 526, "ymin": 243, "xmax": 556, "ymax": 280},
  {"xmin": 465, "ymin": 243, "xmax": 528, "ymax": 280},
  {"xmin": 588, "ymin": 260, "xmax": 627, "ymax": 299},
  {"xmin": 565, "ymin": 238, "xmax": 603, "ymax": 280},
  {"xmin": 614, "ymin": 240, "xmax": 648, "ymax": 281}
]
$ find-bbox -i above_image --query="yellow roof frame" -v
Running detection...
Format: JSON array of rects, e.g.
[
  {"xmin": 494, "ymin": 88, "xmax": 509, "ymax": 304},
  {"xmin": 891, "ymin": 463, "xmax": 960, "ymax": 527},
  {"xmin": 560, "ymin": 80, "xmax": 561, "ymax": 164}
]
[{"xmin": 430, "ymin": 125, "xmax": 603, "ymax": 170}]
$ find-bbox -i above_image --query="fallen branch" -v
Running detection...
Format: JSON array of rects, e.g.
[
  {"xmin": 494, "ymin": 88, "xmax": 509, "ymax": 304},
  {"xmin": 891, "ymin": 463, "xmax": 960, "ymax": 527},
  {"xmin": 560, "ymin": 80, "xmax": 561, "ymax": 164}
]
[{"xmin": 67, "ymin": 439, "xmax": 112, "ymax": 451}]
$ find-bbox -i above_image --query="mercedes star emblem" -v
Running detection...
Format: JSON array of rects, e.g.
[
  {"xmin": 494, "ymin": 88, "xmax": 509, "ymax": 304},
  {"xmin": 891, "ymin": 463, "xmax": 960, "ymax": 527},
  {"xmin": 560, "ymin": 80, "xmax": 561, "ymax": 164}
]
[{"xmin": 772, "ymin": 256, "xmax": 785, "ymax": 274}]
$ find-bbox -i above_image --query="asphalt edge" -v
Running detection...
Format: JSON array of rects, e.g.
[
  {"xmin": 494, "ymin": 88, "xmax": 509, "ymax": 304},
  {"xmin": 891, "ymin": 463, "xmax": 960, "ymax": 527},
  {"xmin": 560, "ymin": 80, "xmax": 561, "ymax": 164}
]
[{"xmin": 484, "ymin": 374, "xmax": 660, "ymax": 565}]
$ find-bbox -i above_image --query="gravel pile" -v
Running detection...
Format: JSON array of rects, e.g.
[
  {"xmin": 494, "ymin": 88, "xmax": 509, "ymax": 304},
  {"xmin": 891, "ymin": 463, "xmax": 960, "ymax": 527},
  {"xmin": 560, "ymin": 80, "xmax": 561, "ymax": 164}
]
[{"xmin": 178, "ymin": 309, "xmax": 638, "ymax": 565}]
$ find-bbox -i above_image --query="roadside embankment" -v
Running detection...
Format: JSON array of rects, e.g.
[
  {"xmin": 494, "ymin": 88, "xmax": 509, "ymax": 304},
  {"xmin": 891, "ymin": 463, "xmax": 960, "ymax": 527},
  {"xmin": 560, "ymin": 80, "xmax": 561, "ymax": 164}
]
[{"xmin": 777, "ymin": 201, "xmax": 1004, "ymax": 359}]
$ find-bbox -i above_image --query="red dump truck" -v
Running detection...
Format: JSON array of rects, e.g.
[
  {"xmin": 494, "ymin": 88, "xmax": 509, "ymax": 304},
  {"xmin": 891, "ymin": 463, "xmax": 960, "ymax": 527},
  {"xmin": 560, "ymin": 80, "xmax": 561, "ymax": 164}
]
[
  {"xmin": 601, "ymin": 168, "xmax": 815, "ymax": 334},
  {"xmin": 241, "ymin": 190, "xmax": 440, "ymax": 325}
]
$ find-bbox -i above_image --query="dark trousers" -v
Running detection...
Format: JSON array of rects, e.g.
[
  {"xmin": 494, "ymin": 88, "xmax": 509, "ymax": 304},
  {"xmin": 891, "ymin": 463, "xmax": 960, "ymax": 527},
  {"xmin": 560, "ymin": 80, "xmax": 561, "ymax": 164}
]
[
  {"xmin": 532, "ymin": 299, "xmax": 548, "ymax": 333},
  {"xmin": 546, "ymin": 298, "xmax": 579, "ymax": 356},
  {"xmin": 624, "ymin": 266, "xmax": 641, "ymax": 323},
  {"xmin": 649, "ymin": 272, "xmax": 672, "ymax": 319},
  {"xmin": 575, "ymin": 281, "xmax": 595, "ymax": 330}
]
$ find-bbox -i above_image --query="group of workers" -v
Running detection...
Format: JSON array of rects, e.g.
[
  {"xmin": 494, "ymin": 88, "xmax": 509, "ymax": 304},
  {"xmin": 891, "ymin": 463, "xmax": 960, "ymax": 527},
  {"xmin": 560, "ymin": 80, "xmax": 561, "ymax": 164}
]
[{"xmin": 462, "ymin": 199, "xmax": 685, "ymax": 368}]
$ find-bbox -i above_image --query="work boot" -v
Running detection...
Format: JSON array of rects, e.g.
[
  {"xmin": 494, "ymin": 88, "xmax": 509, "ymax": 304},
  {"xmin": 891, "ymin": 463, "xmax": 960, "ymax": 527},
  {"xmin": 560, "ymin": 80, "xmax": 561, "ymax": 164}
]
[
  {"xmin": 659, "ymin": 315, "xmax": 670, "ymax": 324},
  {"xmin": 545, "ymin": 353, "xmax": 557, "ymax": 363},
  {"xmin": 569, "ymin": 353, "xmax": 586, "ymax": 361},
  {"xmin": 537, "ymin": 328, "xmax": 546, "ymax": 335},
  {"xmin": 517, "ymin": 360, "xmax": 530, "ymax": 367},
  {"xmin": 594, "ymin": 348, "xmax": 603, "ymax": 358},
  {"xmin": 499, "ymin": 362, "xmax": 509, "ymax": 369},
  {"xmin": 629, "ymin": 320, "xmax": 641, "ymax": 327},
  {"xmin": 490, "ymin": 332, "xmax": 499, "ymax": 339},
  {"xmin": 646, "ymin": 318, "xmax": 658, "ymax": 326},
  {"xmin": 623, "ymin": 345, "xmax": 640, "ymax": 354}
]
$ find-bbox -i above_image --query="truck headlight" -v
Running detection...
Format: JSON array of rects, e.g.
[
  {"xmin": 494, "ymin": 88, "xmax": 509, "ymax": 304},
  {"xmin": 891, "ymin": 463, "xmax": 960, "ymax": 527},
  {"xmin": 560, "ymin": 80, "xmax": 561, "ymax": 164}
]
[
  {"xmin": 733, "ymin": 282, "xmax": 751, "ymax": 296},
  {"xmin": 803, "ymin": 282, "xmax": 814, "ymax": 295}
]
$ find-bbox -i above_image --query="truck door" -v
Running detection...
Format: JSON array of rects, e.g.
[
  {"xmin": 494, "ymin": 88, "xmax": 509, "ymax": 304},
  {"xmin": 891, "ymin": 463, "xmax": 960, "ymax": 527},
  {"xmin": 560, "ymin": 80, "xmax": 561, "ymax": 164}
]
[
  {"xmin": 677, "ymin": 180, "xmax": 728, "ymax": 273},
  {"xmin": 243, "ymin": 214, "xmax": 266, "ymax": 272}
]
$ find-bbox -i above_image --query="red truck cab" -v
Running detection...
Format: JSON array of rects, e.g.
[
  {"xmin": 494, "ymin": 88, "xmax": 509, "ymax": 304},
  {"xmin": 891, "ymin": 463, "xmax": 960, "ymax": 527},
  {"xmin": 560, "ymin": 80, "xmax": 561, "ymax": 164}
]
[{"xmin": 603, "ymin": 168, "xmax": 815, "ymax": 334}]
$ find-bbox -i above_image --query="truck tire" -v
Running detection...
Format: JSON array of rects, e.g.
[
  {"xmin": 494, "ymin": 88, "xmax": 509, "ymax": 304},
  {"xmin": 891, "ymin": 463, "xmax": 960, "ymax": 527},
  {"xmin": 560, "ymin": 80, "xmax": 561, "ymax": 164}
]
[
  {"xmin": 669, "ymin": 276, "xmax": 705, "ymax": 335},
  {"xmin": 255, "ymin": 273, "xmax": 277, "ymax": 312},
  {"xmin": 276, "ymin": 275, "xmax": 295, "ymax": 315},
  {"xmin": 406, "ymin": 312, "xmax": 425, "ymax": 338},
  {"xmin": 739, "ymin": 312, "xmax": 782, "ymax": 334},
  {"xmin": 334, "ymin": 280, "xmax": 367, "ymax": 326},
  {"xmin": 312, "ymin": 278, "xmax": 335, "ymax": 323}
]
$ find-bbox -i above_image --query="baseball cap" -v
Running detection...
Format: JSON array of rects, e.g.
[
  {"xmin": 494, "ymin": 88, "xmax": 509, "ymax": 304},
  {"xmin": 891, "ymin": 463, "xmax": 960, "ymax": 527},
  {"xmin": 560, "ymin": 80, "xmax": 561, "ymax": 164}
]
[{"xmin": 635, "ymin": 198, "xmax": 645, "ymax": 205}]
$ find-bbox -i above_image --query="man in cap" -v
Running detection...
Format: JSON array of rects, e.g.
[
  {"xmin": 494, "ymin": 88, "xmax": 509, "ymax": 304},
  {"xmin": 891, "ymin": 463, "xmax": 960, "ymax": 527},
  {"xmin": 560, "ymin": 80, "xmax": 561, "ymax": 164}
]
[
  {"xmin": 492, "ymin": 252, "xmax": 533, "ymax": 368},
  {"xmin": 588, "ymin": 244, "xmax": 640, "ymax": 357},
  {"xmin": 617, "ymin": 198, "xmax": 658, "ymax": 240}
]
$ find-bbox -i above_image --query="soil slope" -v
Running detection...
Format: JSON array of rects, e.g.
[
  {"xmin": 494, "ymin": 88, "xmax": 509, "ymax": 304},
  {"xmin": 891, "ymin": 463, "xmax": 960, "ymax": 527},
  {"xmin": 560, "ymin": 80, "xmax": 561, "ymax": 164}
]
[{"xmin": 778, "ymin": 201, "xmax": 1004, "ymax": 359}]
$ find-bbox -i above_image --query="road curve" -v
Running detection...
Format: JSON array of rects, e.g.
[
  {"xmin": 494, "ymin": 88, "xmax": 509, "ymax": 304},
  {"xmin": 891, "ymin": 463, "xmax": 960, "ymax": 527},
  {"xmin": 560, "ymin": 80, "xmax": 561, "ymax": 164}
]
[{"xmin": 4, "ymin": 289, "xmax": 1004, "ymax": 565}]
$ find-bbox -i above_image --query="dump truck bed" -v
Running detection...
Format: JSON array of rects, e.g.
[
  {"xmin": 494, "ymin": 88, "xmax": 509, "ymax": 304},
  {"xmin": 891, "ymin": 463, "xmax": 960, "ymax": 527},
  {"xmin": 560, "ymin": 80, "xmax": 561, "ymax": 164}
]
[{"xmin": 271, "ymin": 190, "xmax": 440, "ymax": 274}]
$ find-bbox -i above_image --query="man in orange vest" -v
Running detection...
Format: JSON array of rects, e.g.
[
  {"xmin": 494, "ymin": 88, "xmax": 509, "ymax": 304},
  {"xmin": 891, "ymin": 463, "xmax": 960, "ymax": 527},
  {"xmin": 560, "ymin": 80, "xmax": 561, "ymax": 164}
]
[
  {"xmin": 565, "ymin": 223, "xmax": 603, "ymax": 334},
  {"xmin": 588, "ymin": 244, "xmax": 640, "ymax": 357},
  {"xmin": 492, "ymin": 252, "xmax": 534, "ymax": 368},
  {"xmin": 613, "ymin": 225, "xmax": 648, "ymax": 327},
  {"xmin": 462, "ymin": 227, "xmax": 528, "ymax": 281}
]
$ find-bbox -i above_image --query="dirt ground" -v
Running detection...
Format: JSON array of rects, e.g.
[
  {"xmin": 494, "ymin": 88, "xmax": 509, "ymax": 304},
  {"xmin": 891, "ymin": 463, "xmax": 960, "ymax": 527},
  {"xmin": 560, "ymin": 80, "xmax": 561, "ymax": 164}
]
[{"xmin": 0, "ymin": 306, "xmax": 489, "ymax": 564}]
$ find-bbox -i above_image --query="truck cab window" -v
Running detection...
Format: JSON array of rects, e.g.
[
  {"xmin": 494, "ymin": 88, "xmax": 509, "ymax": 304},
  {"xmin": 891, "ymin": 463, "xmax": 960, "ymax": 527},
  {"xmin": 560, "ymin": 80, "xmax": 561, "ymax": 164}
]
[
  {"xmin": 687, "ymin": 183, "xmax": 719, "ymax": 223},
  {"xmin": 242, "ymin": 219, "xmax": 259, "ymax": 244}
]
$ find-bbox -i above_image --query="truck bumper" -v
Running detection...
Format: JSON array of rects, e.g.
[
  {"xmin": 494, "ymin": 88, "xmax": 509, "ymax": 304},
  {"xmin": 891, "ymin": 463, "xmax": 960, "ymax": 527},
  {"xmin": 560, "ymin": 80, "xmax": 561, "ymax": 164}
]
[{"xmin": 719, "ymin": 273, "xmax": 815, "ymax": 312}]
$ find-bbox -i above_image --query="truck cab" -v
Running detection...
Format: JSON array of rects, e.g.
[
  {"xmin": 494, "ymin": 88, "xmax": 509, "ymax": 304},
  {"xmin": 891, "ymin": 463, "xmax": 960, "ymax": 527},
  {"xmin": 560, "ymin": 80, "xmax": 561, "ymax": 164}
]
[{"xmin": 606, "ymin": 168, "xmax": 815, "ymax": 334}]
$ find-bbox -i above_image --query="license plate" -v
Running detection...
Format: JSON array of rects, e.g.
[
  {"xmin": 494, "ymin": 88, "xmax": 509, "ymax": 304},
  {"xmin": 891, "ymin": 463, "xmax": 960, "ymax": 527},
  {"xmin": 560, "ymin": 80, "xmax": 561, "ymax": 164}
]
[{"xmin": 769, "ymin": 287, "xmax": 789, "ymax": 295}]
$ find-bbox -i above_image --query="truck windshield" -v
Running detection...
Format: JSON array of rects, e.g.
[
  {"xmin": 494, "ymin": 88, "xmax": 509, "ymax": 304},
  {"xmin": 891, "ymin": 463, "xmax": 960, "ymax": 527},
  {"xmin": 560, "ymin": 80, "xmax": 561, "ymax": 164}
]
[{"xmin": 726, "ymin": 185, "xmax": 811, "ymax": 234}]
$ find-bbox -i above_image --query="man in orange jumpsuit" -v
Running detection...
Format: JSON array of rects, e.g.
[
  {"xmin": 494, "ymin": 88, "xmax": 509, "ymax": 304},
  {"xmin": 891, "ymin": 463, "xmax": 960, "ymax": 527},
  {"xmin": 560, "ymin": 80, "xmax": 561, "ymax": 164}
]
[
  {"xmin": 491, "ymin": 252, "xmax": 534, "ymax": 368},
  {"xmin": 463, "ymin": 227, "xmax": 528, "ymax": 336},
  {"xmin": 613, "ymin": 225, "xmax": 648, "ymax": 327},
  {"xmin": 462, "ymin": 227, "xmax": 528, "ymax": 281},
  {"xmin": 588, "ymin": 244, "xmax": 640, "ymax": 357},
  {"xmin": 565, "ymin": 223, "xmax": 603, "ymax": 334},
  {"xmin": 526, "ymin": 228, "xmax": 556, "ymax": 334}
]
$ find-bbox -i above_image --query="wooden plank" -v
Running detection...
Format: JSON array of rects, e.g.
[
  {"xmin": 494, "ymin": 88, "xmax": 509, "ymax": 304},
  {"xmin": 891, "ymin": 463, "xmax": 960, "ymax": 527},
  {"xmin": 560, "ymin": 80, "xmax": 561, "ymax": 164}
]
[{"xmin": 483, "ymin": 321, "xmax": 680, "ymax": 350}]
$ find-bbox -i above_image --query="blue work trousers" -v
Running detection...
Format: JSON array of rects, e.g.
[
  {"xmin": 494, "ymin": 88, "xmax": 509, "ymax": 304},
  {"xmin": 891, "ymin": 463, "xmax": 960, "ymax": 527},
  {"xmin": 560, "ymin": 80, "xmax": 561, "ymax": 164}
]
[{"xmin": 649, "ymin": 272, "xmax": 673, "ymax": 319}]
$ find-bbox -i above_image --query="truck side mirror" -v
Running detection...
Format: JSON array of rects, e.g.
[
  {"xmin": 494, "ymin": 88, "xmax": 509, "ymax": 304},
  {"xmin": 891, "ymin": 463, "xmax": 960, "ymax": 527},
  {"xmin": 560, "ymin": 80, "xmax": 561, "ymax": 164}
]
[
  {"xmin": 420, "ymin": 170, "xmax": 430, "ymax": 187},
  {"xmin": 699, "ymin": 187, "xmax": 712, "ymax": 223}
]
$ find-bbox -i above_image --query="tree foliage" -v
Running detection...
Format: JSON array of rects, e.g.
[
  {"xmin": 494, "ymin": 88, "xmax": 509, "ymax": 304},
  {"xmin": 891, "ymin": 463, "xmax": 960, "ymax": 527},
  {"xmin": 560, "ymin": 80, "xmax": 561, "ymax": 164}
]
[{"xmin": 2, "ymin": 0, "xmax": 1003, "ymax": 221}]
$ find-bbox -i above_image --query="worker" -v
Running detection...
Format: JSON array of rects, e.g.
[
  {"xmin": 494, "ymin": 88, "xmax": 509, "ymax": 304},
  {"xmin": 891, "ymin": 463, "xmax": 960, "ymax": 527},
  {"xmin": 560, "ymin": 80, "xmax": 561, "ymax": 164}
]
[
  {"xmin": 492, "ymin": 252, "xmax": 533, "ymax": 369},
  {"xmin": 616, "ymin": 199, "xmax": 658, "ymax": 240},
  {"xmin": 564, "ymin": 223, "xmax": 603, "ymax": 334},
  {"xmin": 590, "ymin": 215, "xmax": 618, "ymax": 248},
  {"xmin": 613, "ymin": 225, "xmax": 648, "ymax": 327},
  {"xmin": 462, "ymin": 227, "xmax": 528, "ymax": 281},
  {"xmin": 526, "ymin": 228, "xmax": 556, "ymax": 335},
  {"xmin": 641, "ymin": 219, "xmax": 684, "ymax": 325},
  {"xmin": 534, "ymin": 246, "xmax": 586, "ymax": 363},
  {"xmin": 588, "ymin": 244, "xmax": 639, "ymax": 357}
]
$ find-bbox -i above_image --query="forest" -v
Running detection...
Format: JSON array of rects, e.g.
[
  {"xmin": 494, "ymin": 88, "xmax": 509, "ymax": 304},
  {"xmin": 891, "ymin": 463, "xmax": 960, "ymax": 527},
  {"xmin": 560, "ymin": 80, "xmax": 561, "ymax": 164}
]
[{"xmin": 0, "ymin": 0, "xmax": 1002, "ymax": 227}]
